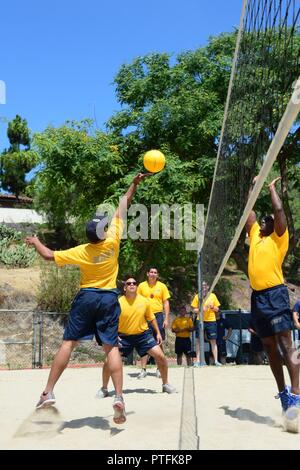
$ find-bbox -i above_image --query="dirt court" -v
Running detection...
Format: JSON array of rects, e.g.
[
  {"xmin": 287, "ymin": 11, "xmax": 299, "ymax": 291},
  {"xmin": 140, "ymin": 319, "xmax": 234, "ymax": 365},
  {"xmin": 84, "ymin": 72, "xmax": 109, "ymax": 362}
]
[{"xmin": 0, "ymin": 364, "xmax": 300, "ymax": 450}]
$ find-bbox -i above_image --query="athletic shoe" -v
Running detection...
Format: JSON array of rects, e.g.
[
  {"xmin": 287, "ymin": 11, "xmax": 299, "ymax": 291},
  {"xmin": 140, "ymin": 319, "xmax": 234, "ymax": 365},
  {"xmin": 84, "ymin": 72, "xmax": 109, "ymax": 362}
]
[
  {"xmin": 95, "ymin": 387, "xmax": 109, "ymax": 399},
  {"xmin": 137, "ymin": 369, "xmax": 147, "ymax": 379},
  {"xmin": 162, "ymin": 383, "xmax": 177, "ymax": 394},
  {"xmin": 285, "ymin": 407, "xmax": 300, "ymax": 434},
  {"xmin": 275, "ymin": 385, "xmax": 291, "ymax": 412},
  {"xmin": 193, "ymin": 362, "xmax": 201, "ymax": 368},
  {"xmin": 113, "ymin": 395, "xmax": 126, "ymax": 424},
  {"xmin": 36, "ymin": 391, "xmax": 56, "ymax": 409},
  {"xmin": 156, "ymin": 368, "xmax": 161, "ymax": 378},
  {"xmin": 214, "ymin": 361, "xmax": 222, "ymax": 367}
]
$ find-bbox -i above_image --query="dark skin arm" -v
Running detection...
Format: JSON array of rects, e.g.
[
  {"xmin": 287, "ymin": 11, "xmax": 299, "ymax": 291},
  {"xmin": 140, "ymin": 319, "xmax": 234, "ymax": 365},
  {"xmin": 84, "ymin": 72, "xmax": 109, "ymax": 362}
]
[
  {"xmin": 268, "ymin": 177, "xmax": 287, "ymax": 237},
  {"xmin": 245, "ymin": 176, "xmax": 258, "ymax": 236}
]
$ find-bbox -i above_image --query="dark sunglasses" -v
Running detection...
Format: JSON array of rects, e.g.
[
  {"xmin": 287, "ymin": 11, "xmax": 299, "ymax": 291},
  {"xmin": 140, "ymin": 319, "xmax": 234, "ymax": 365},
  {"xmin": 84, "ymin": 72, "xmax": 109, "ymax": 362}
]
[{"xmin": 126, "ymin": 281, "xmax": 137, "ymax": 286}]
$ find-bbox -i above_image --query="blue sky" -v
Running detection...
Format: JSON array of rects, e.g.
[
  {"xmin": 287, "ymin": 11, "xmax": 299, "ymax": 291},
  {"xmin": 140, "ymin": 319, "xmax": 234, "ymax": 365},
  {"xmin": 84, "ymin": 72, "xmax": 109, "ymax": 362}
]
[{"xmin": 0, "ymin": 0, "xmax": 242, "ymax": 150}]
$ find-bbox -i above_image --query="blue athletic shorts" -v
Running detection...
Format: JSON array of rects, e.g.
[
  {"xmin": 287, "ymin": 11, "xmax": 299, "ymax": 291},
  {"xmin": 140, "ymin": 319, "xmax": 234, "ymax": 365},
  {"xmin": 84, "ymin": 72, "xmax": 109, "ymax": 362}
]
[
  {"xmin": 63, "ymin": 288, "xmax": 121, "ymax": 346},
  {"xmin": 118, "ymin": 329, "xmax": 158, "ymax": 358},
  {"xmin": 149, "ymin": 312, "xmax": 165, "ymax": 340},
  {"xmin": 251, "ymin": 284, "xmax": 292, "ymax": 338},
  {"xmin": 175, "ymin": 337, "xmax": 192, "ymax": 355},
  {"xmin": 204, "ymin": 321, "xmax": 217, "ymax": 340}
]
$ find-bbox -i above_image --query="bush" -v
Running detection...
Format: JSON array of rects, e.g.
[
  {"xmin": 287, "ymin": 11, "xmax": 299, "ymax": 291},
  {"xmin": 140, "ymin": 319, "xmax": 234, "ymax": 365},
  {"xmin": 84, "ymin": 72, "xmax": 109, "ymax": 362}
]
[
  {"xmin": 37, "ymin": 262, "xmax": 80, "ymax": 313},
  {"xmin": 0, "ymin": 223, "xmax": 22, "ymax": 241},
  {"xmin": 0, "ymin": 223, "xmax": 36, "ymax": 268},
  {"xmin": 0, "ymin": 239, "xmax": 36, "ymax": 268}
]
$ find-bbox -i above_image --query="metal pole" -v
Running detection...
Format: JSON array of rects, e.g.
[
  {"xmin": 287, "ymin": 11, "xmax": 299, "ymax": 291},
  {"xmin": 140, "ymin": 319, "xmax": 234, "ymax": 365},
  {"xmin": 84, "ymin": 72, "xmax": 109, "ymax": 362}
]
[
  {"xmin": 32, "ymin": 314, "xmax": 37, "ymax": 368},
  {"xmin": 197, "ymin": 251, "xmax": 206, "ymax": 366},
  {"xmin": 38, "ymin": 313, "xmax": 43, "ymax": 368},
  {"xmin": 238, "ymin": 309, "xmax": 243, "ymax": 364}
]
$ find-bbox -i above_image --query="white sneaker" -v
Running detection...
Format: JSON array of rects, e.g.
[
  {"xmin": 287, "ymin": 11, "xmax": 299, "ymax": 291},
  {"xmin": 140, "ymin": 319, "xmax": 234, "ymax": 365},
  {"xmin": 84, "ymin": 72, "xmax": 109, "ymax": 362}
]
[
  {"xmin": 214, "ymin": 361, "xmax": 222, "ymax": 367},
  {"xmin": 113, "ymin": 395, "xmax": 126, "ymax": 424},
  {"xmin": 36, "ymin": 391, "xmax": 56, "ymax": 409},
  {"xmin": 95, "ymin": 387, "xmax": 109, "ymax": 399},
  {"xmin": 137, "ymin": 369, "xmax": 147, "ymax": 379},
  {"xmin": 156, "ymin": 368, "xmax": 161, "ymax": 378},
  {"xmin": 162, "ymin": 383, "xmax": 177, "ymax": 394}
]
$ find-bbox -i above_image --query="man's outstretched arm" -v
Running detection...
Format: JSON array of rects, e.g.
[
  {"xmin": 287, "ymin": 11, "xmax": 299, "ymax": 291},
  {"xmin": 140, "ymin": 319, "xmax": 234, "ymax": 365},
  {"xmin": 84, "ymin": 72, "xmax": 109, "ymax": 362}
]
[
  {"xmin": 114, "ymin": 173, "xmax": 151, "ymax": 220},
  {"xmin": 245, "ymin": 176, "xmax": 257, "ymax": 236},
  {"xmin": 268, "ymin": 177, "xmax": 287, "ymax": 237},
  {"xmin": 26, "ymin": 236, "xmax": 54, "ymax": 261}
]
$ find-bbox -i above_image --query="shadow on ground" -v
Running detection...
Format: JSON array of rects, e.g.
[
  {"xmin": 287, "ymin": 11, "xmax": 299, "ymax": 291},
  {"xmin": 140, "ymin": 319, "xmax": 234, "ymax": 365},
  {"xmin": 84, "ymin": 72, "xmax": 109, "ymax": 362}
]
[
  {"xmin": 60, "ymin": 416, "xmax": 125, "ymax": 436},
  {"xmin": 123, "ymin": 388, "xmax": 157, "ymax": 394},
  {"xmin": 220, "ymin": 405, "xmax": 281, "ymax": 428}
]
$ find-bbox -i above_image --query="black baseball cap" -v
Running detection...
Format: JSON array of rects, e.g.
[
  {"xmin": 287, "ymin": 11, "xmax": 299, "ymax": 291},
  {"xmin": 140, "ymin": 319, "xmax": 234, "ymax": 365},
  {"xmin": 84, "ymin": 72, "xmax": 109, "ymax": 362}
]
[{"xmin": 86, "ymin": 214, "xmax": 109, "ymax": 243}]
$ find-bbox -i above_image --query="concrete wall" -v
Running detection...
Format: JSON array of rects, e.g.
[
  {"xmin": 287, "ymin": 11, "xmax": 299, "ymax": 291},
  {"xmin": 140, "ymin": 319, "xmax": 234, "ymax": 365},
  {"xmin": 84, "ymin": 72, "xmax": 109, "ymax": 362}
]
[{"xmin": 0, "ymin": 208, "xmax": 46, "ymax": 224}]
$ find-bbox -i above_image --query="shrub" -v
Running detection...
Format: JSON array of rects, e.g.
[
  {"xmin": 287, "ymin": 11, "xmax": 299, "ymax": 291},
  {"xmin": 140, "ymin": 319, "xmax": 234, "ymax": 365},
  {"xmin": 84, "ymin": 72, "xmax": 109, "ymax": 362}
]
[
  {"xmin": 0, "ymin": 223, "xmax": 22, "ymax": 242},
  {"xmin": 37, "ymin": 262, "xmax": 80, "ymax": 313},
  {"xmin": 0, "ymin": 239, "xmax": 36, "ymax": 268}
]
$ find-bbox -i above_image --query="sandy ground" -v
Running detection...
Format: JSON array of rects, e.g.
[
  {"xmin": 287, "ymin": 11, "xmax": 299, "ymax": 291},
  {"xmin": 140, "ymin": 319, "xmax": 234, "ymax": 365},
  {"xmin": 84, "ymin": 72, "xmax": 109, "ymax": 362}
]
[
  {"xmin": 194, "ymin": 365, "xmax": 300, "ymax": 450},
  {"xmin": 1, "ymin": 364, "xmax": 300, "ymax": 450},
  {"xmin": 0, "ymin": 267, "xmax": 40, "ymax": 293},
  {"xmin": 0, "ymin": 366, "xmax": 184, "ymax": 450}
]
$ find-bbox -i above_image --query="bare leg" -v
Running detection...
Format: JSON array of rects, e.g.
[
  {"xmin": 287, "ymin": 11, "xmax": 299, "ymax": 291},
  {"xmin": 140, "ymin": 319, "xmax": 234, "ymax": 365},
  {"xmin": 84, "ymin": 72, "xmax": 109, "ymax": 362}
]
[
  {"xmin": 262, "ymin": 336, "xmax": 286, "ymax": 392},
  {"xmin": 210, "ymin": 339, "xmax": 218, "ymax": 363},
  {"xmin": 177, "ymin": 354, "xmax": 183, "ymax": 366},
  {"xmin": 103, "ymin": 344, "xmax": 123, "ymax": 396},
  {"xmin": 148, "ymin": 346, "xmax": 168, "ymax": 384},
  {"xmin": 44, "ymin": 340, "xmax": 77, "ymax": 393},
  {"xmin": 102, "ymin": 359, "xmax": 111, "ymax": 389},
  {"xmin": 277, "ymin": 331, "xmax": 300, "ymax": 395},
  {"xmin": 140, "ymin": 354, "xmax": 148, "ymax": 370},
  {"xmin": 185, "ymin": 354, "xmax": 192, "ymax": 366}
]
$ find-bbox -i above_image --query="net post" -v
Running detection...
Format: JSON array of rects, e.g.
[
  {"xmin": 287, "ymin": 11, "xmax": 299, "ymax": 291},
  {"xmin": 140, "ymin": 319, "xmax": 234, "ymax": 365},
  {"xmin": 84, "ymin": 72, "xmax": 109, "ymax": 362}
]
[{"xmin": 197, "ymin": 250, "xmax": 207, "ymax": 367}]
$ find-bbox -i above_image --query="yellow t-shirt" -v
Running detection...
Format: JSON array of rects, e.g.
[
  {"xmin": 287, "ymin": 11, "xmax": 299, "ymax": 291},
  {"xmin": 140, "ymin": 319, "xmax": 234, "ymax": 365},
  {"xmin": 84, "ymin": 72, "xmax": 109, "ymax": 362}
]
[
  {"xmin": 54, "ymin": 217, "xmax": 123, "ymax": 289},
  {"xmin": 172, "ymin": 316, "xmax": 194, "ymax": 338},
  {"xmin": 191, "ymin": 293, "xmax": 220, "ymax": 322},
  {"xmin": 137, "ymin": 281, "xmax": 170, "ymax": 315},
  {"xmin": 248, "ymin": 222, "xmax": 289, "ymax": 291},
  {"xmin": 118, "ymin": 294, "xmax": 155, "ymax": 335}
]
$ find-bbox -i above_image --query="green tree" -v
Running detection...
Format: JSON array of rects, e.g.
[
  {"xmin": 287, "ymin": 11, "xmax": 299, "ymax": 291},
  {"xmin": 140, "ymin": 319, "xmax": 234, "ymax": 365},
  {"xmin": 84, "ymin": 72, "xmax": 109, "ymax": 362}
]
[{"xmin": 0, "ymin": 115, "xmax": 37, "ymax": 197}]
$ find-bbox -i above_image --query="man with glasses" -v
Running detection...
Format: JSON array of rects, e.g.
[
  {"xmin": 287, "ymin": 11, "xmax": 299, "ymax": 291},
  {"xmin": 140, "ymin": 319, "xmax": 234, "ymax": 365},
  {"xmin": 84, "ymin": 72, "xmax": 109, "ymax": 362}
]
[
  {"xmin": 137, "ymin": 267, "xmax": 171, "ymax": 379},
  {"xmin": 96, "ymin": 274, "xmax": 176, "ymax": 397}
]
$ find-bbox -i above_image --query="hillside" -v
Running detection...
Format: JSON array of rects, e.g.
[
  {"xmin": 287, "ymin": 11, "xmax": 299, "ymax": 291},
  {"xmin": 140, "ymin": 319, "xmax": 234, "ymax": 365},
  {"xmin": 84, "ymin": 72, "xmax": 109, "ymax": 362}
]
[{"xmin": 0, "ymin": 266, "xmax": 299, "ymax": 311}]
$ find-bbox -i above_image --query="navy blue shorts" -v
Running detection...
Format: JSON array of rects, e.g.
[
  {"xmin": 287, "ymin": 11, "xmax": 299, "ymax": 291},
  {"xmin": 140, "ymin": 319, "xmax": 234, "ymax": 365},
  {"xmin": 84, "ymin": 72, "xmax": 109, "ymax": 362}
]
[
  {"xmin": 149, "ymin": 312, "xmax": 165, "ymax": 341},
  {"xmin": 251, "ymin": 284, "xmax": 292, "ymax": 338},
  {"xmin": 204, "ymin": 321, "xmax": 217, "ymax": 340},
  {"xmin": 63, "ymin": 288, "xmax": 121, "ymax": 346},
  {"xmin": 118, "ymin": 329, "xmax": 158, "ymax": 358},
  {"xmin": 175, "ymin": 337, "xmax": 192, "ymax": 355}
]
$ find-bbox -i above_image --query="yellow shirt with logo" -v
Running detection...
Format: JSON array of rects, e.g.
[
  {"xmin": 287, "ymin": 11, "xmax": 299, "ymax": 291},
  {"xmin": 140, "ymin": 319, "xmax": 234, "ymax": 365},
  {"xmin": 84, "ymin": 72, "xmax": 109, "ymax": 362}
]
[
  {"xmin": 118, "ymin": 294, "xmax": 155, "ymax": 335},
  {"xmin": 137, "ymin": 281, "xmax": 170, "ymax": 315},
  {"xmin": 248, "ymin": 222, "xmax": 289, "ymax": 291},
  {"xmin": 54, "ymin": 217, "xmax": 123, "ymax": 289},
  {"xmin": 172, "ymin": 316, "xmax": 194, "ymax": 338},
  {"xmin": 191, "ymin": 293, "xmax": 220, "ymax": 322}
]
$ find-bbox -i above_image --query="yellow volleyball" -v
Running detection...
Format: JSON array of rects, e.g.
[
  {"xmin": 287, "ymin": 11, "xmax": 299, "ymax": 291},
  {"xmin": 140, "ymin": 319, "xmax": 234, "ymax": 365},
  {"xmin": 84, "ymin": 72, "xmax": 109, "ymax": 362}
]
[{"xmin": 143, "ymin": 150, "xmax": 166, "ymax": 173}]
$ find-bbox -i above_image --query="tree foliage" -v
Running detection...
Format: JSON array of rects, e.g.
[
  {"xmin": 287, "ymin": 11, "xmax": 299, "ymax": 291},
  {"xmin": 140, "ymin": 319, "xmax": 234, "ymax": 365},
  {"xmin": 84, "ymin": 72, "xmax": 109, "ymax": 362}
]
[{"xmin": 0, "ymin": 115, "xmax": 37, "ymax": 197}]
